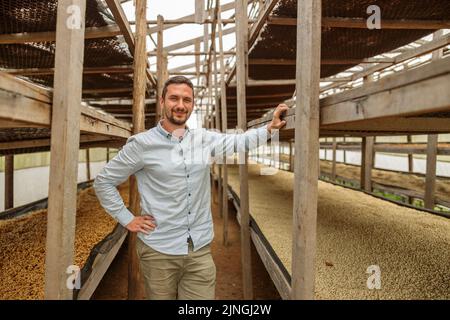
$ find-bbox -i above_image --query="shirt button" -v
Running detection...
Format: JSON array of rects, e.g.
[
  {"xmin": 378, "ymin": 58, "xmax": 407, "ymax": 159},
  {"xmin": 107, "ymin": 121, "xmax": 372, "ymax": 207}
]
[
  {"xmin": 188, "ymin": 211, "xmax": 191, "ymax": 215},
  {"xmin": 188, "ymin": 228, "xmax": 190, "ymax": 231},
  {"xmin": 188, "ymin": 193, "xmax": 191, "ymax": 196},
  {"xmin": 187, "ymin": 174, "xmax": 190, "ymax": 178}
]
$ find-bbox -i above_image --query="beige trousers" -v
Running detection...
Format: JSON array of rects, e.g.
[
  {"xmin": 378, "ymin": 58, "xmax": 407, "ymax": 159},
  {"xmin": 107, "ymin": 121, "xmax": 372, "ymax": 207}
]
[{"xmin": 136, "ymin": 238, "xmax": 216, "ymax": 300}]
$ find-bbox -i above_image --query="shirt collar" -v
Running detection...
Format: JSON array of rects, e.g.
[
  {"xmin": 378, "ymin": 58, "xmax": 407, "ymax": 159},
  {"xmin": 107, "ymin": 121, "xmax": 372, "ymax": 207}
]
[{"xmin": 157, "ymin": 120, "xmax": 190, "ymax": 141}]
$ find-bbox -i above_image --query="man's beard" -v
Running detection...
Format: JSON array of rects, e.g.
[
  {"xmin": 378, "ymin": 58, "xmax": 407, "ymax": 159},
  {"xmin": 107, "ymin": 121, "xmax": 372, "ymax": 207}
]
[{"xmin": 165, "ymin": 108, "xmax": 189, "ymax": 125}]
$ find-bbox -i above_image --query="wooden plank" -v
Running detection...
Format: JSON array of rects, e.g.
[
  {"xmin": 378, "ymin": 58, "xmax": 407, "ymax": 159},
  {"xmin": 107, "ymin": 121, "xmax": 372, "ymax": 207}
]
[
  {"xmin": 218, "ymin": 0, "xmax": 230, "ymax": 246},
  {"xmin": 236, "ymin": 0, "xmax": 253, "ymax": 300},
  {"xmin": 0, "ymin": 25, "xmax": 121, "ymax": 44},
  {"xmin": 250, "ymin": 229, "xmax": 291, "ymax": 300},
  {"xmin": 320, "ymin": 117, "xmax": 450, "ymax": 135},
  {"xmin": 105, "ymin": 0, "xmax": 135, "ymax": 53},
  {"xmin": 156, "ymin": 14, "xmax": 164, "ymax": 125},
  {"xmin": 424, "ymin": 134, "xmax": 438, "ymax": 210},
  {"xmin": 128, "ymin": 0, "xmax": 148, "ymax": 300},
  {"xmin": 44, "ymin": 0, "xmax": 86, "ymax": 300},
  {"xmin": 407, "ymin": 136, "xmax": 414, "ymax": 172},
  {"xmin": 148, "ymin": 26, "xmax": 236, "ymax": 53},
  {"xmin": 7, "ymin": 66, "xmax": 134, "ymax": 76},
  {"xmin": 77, "ymin": 231, "xmax": 127, "ymax": 300},
  {"xmin": 0, "ymin": 71, "xmax": 51, "ymax": 104},
  {"xmin": 228, "ymin": 187, "xmax": 291, "ymax": 300},
  {"xmin": 360, "ymin": 137, "xmax": 374, "ymax": 192},
  {"xmin": 4, "ymin": 155, "xmax": 14, "ymax": 210},
  {"xmin": 331, "ymin": 138, "xmax": 337, "ymax": 181},
  {"xmin": 86, "ymin": 149, "xmax": 91, "ymax": 180},
  {"xmin": 195, "ymin": 0, "xmax": 205, "ymax": 23},
  {"xmin": 320, "ymin": 67, "xmax": 450, "ymax": 126},
  {"xmin": 146, "ymin": 1, "xmax": 242, "ymax": 34},
  {"xmin": 321, "ymin": 56, "xmax": 450, "ymax": 108},
  {"xmin": 267, "ymin": 16, "xmax": 450, "ymax": 29},
  {"xmin": 105, "ymin": 0, "xmax": 155, "ymax": 88},
  {"xmin": 249, "ymin": 58, "xmax": 394, "ymax": 65},
  {"xmin": 291, "ymin": 0, "xmax": 321, "ymax": 300}
]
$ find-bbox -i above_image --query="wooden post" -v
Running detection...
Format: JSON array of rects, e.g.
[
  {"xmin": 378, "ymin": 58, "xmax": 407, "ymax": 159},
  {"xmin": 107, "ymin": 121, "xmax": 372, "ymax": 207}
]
[
  {"xmin": 195, "ymin": 39, "xmax": 201, "ymax": 86},
  {"xmin": 424, "ymin": 30, "xmax": 444, "ymax": 210},
  {"xmin": 343, "ymin": 137, "xmax": 346, "ymax": 164},
  {"xmin": 128, "ymin": 0, "xmax": 147, "ymax": 300},
  {"xmin": 407, "ymin": 135, "xmax": 413, "ymax": 173},
  {"xmin": 360, "ymin": 137, "xmax": 374, "ymax": 192},
  {"xmin": 236, "ymin": 0, "xmax": 253, "ymax": 300},
  {"xmin": 85, "ymin": 148, "xmax": 91, "ymax": 180},
  {"xmin": 155, "ymin": 14, "xmax": 164, "ymax": 124},
  {"xmin": 4, "ymin": 155, "xmax": 14, "ymax": 210},
  {"xmin": 106, "ymin": 147, "xmax": 110, "ymax": 162},
  {"xmin": 213, "ymin": 31, "xmax": 223, "ymax": 218},
  {"xmin": 291, "ymin": 0, "xmax": 321, "ymax": 300},
  {"xmin": 289, "ymin": 141, "xmax": 293, "ymax": 172},
  {"xmin": 424, "ymin": 134, "xmax": 438, "ymax": 210},
  {"xmin": 331, "ymin": 138, "xmax": 337, "ymax": 181},
  {"xmin": 44, "ymin": 0, "xmax": 86, "ymax": 300},
  {"xmin": 195, "ymin": 0, "xmax": 205, "ymax": 23},
  {"xmin": 218, "ymin": 0, "xmax": 229, "ymax": 246}
]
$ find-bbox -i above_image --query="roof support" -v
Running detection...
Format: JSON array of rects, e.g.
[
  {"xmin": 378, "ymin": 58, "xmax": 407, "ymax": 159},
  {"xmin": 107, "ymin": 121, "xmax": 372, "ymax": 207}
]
[
  {"xmin": 44, "ymin": 0, "xmax": 86, "ymax": 300},
  {"xmin": 236, "ymin": 0, "xmax": 253, "ymax": 300},
  {"xmin": 291, "ymin": 0, "xmax": 321, "ymax": 300},
  {"xmin": 127, "ymin": 0, "xmax": 148, "ymax": 300}
]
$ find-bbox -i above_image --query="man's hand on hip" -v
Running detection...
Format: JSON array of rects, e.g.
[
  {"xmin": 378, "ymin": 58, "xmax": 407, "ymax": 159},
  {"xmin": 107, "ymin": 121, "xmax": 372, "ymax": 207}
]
[
  {"xmin": 267, "ymin": 104, "xmax": 289, "ymax": 134},
  {"xmin": 126, "ymin": 215, "xmax": 157, "ymax": 234}
]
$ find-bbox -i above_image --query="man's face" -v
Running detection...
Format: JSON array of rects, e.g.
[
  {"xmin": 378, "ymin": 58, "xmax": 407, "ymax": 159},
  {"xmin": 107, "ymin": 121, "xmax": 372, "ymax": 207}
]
[{"xmin": 161, "ymin": 83, "xmax": 194, "ymax": 126}]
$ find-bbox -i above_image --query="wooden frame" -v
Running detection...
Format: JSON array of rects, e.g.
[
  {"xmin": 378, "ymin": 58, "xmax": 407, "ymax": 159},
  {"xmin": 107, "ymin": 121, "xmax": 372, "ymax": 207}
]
[{"xmin": 44, "ymin": 0, "xmax": 87, "ymax": 300}]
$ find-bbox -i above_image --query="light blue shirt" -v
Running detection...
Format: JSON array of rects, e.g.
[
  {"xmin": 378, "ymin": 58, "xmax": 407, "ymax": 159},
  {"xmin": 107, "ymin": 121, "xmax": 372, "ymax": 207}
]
[{"xmin": 94, "ymin": 120, "xmax": 269, "ymax": 255}]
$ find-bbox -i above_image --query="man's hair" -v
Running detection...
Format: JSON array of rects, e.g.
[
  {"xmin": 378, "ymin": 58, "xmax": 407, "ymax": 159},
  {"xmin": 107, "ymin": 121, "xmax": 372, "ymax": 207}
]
[{"xmin": 162, "ymin": 76, "xmax": 194, "ymax": 99}]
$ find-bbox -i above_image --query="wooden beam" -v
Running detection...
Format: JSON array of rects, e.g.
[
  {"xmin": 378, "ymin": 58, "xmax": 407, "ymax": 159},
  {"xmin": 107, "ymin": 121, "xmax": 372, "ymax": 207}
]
[
  {"xmin": 77, "ymin": 230, "xmax": 127, "ymax": 300},
  {"xmin": 0, "ymin": 25, "xmax": 121, "ymax": 44},
  {"xmin": 321, "ymin": 58, "xmax": 450, "ymax": 126},
  {"xmin": 4, "ymin": 155, "xmax": 14, "ymax": 210},
  {"xmin": 291, "ymin": 0, "xmax": 321, "ymax": 300},
  {"xmin": 331, "ymin": 138, "xmax": 337, "ymax": 181},
  {"xmin": 236, "ymin": 0, "xmax": 253, "ymax": 300},
  {"xmin": 149, "ymin": 26, "xmax": 236, "ymax": 53},
  {"xmin": 0, "ymin": 81, "xmax": 132, "ymax": 139},
  {"xmin": 86, "ymin": 149, "xmax": 91, "ymax": 180},
  {"xmin": 128, "ymin": 0, "xmax": 148, "ymax": 300},
  {"xmin": 6, "ymin": 66, "xmax": 134, "ymax": 76},
  {"xmin": 148, "ymin": 50, "xmax": 234, "ymax": 56},
  {"xmin": 156, "ymin": 15, "xmax": 164, "ymax": 125},
  {"xmin": 44, "ymin": 0, "xmax": 86, "ymax": 300},
  {"xmin": 248, "ymin": 58, "xmax": 394, "ymax": 65},
  {"xmin": 105, "ymin": 0, "xmax": 135, "ymax": 53},
  {"xmin": 145, "ymin": 1, "xmax": 243, "ymax": 34},
  {"xmin": 320, "ymin": 117, "xmax": 450, "ymax": 134},
  {"xmin": 267, "ymin": 16, "xmax": 450, "ymax": 29},
  {"xmin": 360, "ymin": 137, "xmax": 374, "ymax": 192},
  {"xmin": 218, "ymin": 0, "xmax": 230, "ymax": 246},
  {"xmin": 424, "ymin": 134, "xmax": 438, "ymax": 209},
  {"xmin": 195, "ymin": 0, "xmax": 205, "ymax": 23},
  {"xmin": 105, "ymin": 0, "xmax": 156, "ymax": 88}
]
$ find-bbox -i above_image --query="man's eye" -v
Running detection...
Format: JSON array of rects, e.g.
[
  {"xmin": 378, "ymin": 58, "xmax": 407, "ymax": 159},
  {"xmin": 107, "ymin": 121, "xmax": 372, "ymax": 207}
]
[{"xmin": 184, "ymin": 99, "xmax": 192, "ymax": 103}]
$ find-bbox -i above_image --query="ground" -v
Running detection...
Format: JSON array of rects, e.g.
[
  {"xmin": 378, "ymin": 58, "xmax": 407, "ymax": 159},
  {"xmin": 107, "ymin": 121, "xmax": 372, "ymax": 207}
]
[{"xmin": 91, "ymin": 194, "xmax": 281, "ymax": 300}]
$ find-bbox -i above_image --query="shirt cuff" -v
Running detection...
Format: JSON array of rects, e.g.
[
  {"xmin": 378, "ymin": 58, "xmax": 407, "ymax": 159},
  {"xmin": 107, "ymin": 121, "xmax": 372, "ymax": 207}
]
[{"xmin": 115, "ymin": 207, "xmax": 135, "ymax": 227}]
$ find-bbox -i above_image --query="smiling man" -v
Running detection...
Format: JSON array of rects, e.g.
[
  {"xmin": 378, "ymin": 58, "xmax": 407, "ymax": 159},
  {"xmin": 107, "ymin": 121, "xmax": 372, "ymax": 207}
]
[{"xmin": 94, "ymin": 76, "xmax": 287, "ymax": 300}]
